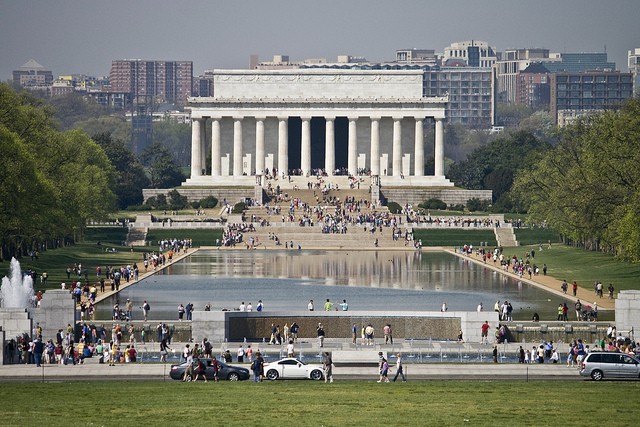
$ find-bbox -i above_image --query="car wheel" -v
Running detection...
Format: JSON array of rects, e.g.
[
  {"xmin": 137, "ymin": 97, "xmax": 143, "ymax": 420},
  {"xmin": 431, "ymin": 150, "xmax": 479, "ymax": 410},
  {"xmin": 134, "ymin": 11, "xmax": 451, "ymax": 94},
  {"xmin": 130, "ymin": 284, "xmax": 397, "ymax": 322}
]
[
  {"xmin": 266, "ymin": 369, "xmax": 279, "ymax": 380},
  {"xmin": 310, "ymin": 369, "xmax": 323, "ymax": 381},
  {"xmin": 591, "ymin": 370, "xmax": 603, "ymax": 381},
  {"xmin": 228, "ymin": 372, "xmax": 240, "ymax": 381}
]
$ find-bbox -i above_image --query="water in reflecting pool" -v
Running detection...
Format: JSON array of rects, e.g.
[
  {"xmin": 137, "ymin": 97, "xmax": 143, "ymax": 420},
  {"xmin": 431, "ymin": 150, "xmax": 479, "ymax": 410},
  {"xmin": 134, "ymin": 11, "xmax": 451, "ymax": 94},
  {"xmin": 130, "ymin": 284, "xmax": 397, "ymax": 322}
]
[{"xmin": 95, "ymin": 250, "xmax": 599, "ymax": 321}]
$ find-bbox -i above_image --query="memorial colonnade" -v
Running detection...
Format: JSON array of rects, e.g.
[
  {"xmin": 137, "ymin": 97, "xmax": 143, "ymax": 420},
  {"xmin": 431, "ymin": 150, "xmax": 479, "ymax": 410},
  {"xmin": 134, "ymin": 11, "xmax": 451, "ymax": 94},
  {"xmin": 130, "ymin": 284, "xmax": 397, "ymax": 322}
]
[{"xmin": 187, "ymin": 100, "xmax": 447, "ymax": 185}]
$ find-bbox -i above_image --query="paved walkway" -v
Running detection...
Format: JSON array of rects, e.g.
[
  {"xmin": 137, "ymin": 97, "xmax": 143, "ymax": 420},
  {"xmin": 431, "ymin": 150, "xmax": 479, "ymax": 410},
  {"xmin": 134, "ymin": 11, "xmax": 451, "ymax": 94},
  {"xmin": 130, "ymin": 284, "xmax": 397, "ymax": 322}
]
[
  {"xmin": 0, "ymin": 338, "xmax": 584, "ymax": 382},
  {"xmin": 447, "ymin": 248, "xmax": 615, "ymax": 311}
]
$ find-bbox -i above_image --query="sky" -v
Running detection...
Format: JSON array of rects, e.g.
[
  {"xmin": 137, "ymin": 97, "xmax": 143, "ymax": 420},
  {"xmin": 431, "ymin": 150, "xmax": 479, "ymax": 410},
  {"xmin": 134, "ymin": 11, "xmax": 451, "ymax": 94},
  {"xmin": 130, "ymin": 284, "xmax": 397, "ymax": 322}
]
[{"xmin": 1, "ymin": 0, "xmax": 639, "ymax": 80}]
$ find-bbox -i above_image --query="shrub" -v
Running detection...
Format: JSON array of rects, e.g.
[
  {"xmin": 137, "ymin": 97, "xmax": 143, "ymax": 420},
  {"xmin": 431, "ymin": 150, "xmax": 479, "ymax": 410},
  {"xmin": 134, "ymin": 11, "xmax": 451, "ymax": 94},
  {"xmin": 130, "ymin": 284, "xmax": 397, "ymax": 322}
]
[
  {"xmin": 199, "ymin": 196, "xmax": 219, "ymax": 209},
  {"xmin": 232, "ymin": 202, "xmax": 246, "ymax": 214},
  {"xmin": 168, "ymin": 190, "xmax": 188, "ymax": 210},
  {"xmin": 466, "ymin": 198, "xmax": 490, "ymax": 212},
  {"xmin": 418, "ymin": 198, "xmax": 447, "ymax": 210},
  {"xmin": 387, "ymin": 201, "xmax": 402, "ymax": 214},
  {"xmin": 190, "ymin": 201, "xmax": 201, "ymax": 209},
  {"xmin": 449, "ymin": 204, "xmax": 466, "ymax": 212}
]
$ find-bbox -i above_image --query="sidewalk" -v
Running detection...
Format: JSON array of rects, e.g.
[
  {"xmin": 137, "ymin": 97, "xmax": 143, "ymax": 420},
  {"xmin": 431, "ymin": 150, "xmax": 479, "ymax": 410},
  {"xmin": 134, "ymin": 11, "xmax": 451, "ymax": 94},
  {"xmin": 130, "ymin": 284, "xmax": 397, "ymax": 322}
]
[{"xmin": 447, "ymin": 249, "xmax": 615, "ymax": 311}]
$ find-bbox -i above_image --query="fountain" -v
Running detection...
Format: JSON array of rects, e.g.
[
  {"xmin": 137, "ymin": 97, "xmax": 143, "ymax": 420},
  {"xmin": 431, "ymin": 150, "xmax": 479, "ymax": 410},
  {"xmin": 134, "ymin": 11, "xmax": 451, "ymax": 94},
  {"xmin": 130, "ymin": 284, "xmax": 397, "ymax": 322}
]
[{"xmin": 1, "ymin": 257, "xmax": 35, "ymax": 309}]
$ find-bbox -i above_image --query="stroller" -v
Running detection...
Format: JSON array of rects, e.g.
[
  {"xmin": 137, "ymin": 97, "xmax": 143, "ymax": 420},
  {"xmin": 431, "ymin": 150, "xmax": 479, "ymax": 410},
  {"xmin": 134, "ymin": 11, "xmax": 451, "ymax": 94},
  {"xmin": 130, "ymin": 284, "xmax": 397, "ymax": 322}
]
[
  {"xmin": 115, "ymin": 309, "xmax": 131, "ymax": 322},
  {"xmin": 580, "ymin": 306, "xmax": 595, "ymax": 321}
]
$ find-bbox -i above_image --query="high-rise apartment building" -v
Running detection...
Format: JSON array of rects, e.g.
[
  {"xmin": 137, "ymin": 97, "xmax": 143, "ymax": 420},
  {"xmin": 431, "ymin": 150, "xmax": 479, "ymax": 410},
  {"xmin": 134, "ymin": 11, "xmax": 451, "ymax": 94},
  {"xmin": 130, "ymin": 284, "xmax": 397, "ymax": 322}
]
[
  {"xmin": 550, "ymin": 71, "xmax": 633, "ymax": 125},
  {"xmin": 423, "ymin": 66, "xmax": 494, "ymax": 127},
  {"xmin": 516, "ymin": 63, "xmax": 550, "ymax": 109},
  {"xmin": 109, "ymin": 60, "xmax": 193, "ymax": 107}
]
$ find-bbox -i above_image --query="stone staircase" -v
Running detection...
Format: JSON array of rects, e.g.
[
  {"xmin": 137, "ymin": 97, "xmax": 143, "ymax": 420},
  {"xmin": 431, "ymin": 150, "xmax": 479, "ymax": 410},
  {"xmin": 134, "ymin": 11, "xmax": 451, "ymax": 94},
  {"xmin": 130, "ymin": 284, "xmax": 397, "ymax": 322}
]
[
  {"xmin": 494, "ymin": 224, "xmax": 518, "ymax": 247},
  {"xmin": 237, "ymin": 225, "xmax": 411, "ymax": 250},
  {"xmin": 126, "ymin": 227, "xmax": 148, "ymax": 247}
]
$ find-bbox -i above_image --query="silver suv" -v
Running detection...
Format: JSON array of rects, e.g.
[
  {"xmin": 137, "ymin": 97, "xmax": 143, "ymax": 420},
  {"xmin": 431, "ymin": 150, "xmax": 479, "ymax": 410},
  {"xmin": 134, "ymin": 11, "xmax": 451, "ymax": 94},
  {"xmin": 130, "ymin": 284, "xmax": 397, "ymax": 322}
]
[{"xmin": 579, "ymin": 352, "xmax": 640, "ymax": 381}]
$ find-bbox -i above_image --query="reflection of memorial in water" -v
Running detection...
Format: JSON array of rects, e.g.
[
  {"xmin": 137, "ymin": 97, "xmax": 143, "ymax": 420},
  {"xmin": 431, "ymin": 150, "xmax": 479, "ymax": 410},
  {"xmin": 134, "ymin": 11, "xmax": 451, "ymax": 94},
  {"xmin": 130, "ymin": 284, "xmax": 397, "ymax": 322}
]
[
  {"xmin": 172, "ymin": 250, "xmax": 525, "ymax": 293},
  {"xmin": 91, "ymin": 249, "xmax": 606, "ymax": 322}
]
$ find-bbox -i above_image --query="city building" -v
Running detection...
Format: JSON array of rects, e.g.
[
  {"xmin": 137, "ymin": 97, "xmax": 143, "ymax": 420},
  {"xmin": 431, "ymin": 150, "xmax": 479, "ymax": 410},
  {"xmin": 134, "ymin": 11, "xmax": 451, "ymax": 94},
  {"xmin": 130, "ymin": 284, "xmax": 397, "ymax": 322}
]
[
  {"xmin": 629, "ymin": 48, "xmax": 640, "ymax": 96},
  {"xmin": 395, "ymin": 49, "xmax": 438, "ymax": 66},
  {"xmin": 12, "ymin": 59, "xmax": 54, "ymax": 89},
  {"xmin": 515, "ymin": 63, "xmax": 550, "ymax": 109},
  {"xmin": 423, "ymin": 66, "xmax": 494, "ymax": 127},
  {"xmin": 443, "ymin": 41, "xmax": 498, "ymax": 68},
  {"xmin": 550, "ymin": 70, "xmax": 633, "ymax": 125},
  {"xmin": 109, "ymin": 59, "xmax": 193, "ymax": 107},
  {"xmin": 494, "ymin": 51, "xmax": 616, "ymax": 104}
]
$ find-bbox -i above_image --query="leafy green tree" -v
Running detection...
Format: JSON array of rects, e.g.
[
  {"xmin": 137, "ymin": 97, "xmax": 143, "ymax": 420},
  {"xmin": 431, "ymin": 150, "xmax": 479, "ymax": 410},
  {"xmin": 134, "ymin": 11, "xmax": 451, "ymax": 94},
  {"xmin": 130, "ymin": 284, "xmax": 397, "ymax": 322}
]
[
  {"xmin": 513, "ymin": 98, "xmax": 640, "ymax": 260},
  {"xmin": 168, "ymin": 190, "xmax": 188, "ymax": 210},
  {"xmin": 447, "ymin": 131, "xmax": 551, "ymax": 206},
  {"xmin": 48, "ymin": 92, "xmax": 106, "ymax": 130},
  {"xmin": 93, "ymin": 133, "xmax": 150, "ymax": 208},
  {"xmin": 147, "ymin": 144, "xmax": 186, "ymax": 188}
]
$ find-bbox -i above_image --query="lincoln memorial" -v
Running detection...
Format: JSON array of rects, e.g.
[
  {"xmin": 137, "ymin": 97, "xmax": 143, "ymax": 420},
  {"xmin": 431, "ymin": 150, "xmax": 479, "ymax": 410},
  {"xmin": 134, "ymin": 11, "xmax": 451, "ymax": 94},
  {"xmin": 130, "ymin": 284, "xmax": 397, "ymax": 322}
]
[{"xmin": 159, "ymin": 68, "xmax": 492, "ymax": 205}]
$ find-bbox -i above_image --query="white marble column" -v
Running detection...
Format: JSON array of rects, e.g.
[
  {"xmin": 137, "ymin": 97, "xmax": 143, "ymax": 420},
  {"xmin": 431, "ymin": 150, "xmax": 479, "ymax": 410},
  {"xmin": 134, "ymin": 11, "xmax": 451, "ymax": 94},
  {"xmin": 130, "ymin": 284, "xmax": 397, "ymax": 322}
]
[
  {"xmin": 301, "ymin": 117, "xmax": 311, "ymax": 176},
  {"xmin": 200, "ymin": 118, "xmax": 207, "ymax": 175},
  {"xmin": 435, "ymin": 118, "xmax": 444, "ymax": 177},
  {"xmin": 414, "ymin": 118, "xmax": 424, "ymax": 177},
  {"xmin": 348, "ymin": 117, "xmax": 358, "ymax": 176},
  {"xmin": 278, "ymin": 117, "xmax": 288, "ymax": 176},
  {"xmin": 325, "ymin": 117, "xmax": 335, "ymax": 176},
  {"xmin": 255, "ymin": 118, "xmax": 265, "ymax": 176},
  {"xmin": 211, "ymin": 118, "xmax": 221, "ymax": 176},
  {"xmin": 190, "ymin": 118, "xmax": 202, "ymax": 178},
  {"xmin": 370, "ymin": 117, "xmax": 380, "ymax": 176},
  {"xmin": 392, "ymin": 117, "xmax": 402, "ymax": 176},
  {"xmin": 233, "ymin": 117, "xmax": 243, "ymax": 177}
]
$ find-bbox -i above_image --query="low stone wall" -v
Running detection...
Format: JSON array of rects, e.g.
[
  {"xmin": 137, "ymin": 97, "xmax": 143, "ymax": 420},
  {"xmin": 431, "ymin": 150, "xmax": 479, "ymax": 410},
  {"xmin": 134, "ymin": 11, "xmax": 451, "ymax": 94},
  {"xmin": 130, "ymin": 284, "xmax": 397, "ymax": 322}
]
[
  {"xmin": 192, "ymin": 310, "xmax": 496, "ymax": 344},
  {"xmin": 380, "ymin": 188, "xmax": 493, "ymax": 206},
  {"xmin": 143, "ymin": 187, "xmax": 256, "ymax": 203},
  {"xmin": 504, "ymin": 322, "xmax": 610, "ymax": 344}
]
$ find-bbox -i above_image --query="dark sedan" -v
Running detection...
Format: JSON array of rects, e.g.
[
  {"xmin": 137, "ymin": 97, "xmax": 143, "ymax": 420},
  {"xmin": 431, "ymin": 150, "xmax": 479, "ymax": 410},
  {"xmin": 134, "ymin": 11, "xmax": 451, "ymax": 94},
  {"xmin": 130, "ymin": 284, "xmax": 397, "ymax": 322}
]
[{"xmin": 169, "ymin": 358, "xmax": 250, "ymax": 381}]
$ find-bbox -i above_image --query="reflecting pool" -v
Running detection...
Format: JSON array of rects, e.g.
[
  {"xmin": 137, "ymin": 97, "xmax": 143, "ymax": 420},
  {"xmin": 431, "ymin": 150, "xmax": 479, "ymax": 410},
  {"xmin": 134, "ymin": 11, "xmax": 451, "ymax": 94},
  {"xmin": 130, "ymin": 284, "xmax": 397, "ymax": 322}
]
[{"xmin": 95, "ymin": 250, "xmax": 605, "ymax": 322}]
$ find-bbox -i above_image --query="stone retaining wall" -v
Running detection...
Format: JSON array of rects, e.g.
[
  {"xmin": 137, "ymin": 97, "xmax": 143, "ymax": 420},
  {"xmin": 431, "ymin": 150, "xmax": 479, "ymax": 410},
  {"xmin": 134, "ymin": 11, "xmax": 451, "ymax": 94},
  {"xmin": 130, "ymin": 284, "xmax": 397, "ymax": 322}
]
[{"xmin": 380, "ymin": 188, "xmax": 492, "ymax": 206}]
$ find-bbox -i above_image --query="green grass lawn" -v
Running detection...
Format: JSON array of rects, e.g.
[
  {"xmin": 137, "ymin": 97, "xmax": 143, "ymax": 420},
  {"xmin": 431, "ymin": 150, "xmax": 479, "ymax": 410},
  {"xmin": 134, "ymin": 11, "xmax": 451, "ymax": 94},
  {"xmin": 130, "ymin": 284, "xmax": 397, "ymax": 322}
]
[
  {"xmin": 505, "ymin": 244, "xmax": 640, "ymax": 293},
  {"xmin": 4, "ymin": 242, "xmax": 148, "ymax": 292},
  {"xmin": 0, "ymin": 380, "xmax": 637, "ymax": 426},
  {"xmin": 84, "ymin": 226, "xmax": 129, "ymax": 245},
  {"xmin": 413, "ymin": 229, "xmax": 497, "ymax": 247},
  {"xmin": 513, "ymin": 227, "xmax": 562, "ymax": 246}
]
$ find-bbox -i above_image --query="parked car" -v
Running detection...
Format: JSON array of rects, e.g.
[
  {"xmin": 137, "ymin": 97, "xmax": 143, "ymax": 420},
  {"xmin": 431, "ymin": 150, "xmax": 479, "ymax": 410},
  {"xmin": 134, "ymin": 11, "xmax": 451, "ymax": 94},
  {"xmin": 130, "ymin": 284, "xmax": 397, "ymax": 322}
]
[
  {"xmin": 263, "ymin": 358, "xmax": 324, "ymax": 381},
  {"xmin": 170, "ymin": 358, "xmax": 250, "ymax": 381},
  {"xmin": 579, "ymin": 352, "xmax": 640, "ymax": 381}
]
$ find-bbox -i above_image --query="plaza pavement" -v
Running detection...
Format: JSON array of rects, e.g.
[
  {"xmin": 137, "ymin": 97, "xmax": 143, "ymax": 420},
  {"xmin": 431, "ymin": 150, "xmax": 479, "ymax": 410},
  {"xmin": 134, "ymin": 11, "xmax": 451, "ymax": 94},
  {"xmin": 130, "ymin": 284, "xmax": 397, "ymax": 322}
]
[{"xmin": 0, "ymin": 339, "xmax": 584, "ymax": 382}]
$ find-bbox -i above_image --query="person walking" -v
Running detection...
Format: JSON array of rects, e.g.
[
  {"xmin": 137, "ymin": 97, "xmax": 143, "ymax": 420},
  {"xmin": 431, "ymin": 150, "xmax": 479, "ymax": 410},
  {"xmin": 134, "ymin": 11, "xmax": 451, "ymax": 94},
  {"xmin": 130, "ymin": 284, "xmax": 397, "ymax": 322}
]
[
  {"xmin": 378, "ymin": 357, "xmax": 390, "ymax": 382},
  {"xmin": 351, "ymin": 323, "xmax": 357, "ymax": 345},
  {"xmin": 392, "ymin": 353, "xmax": 406, "ymax": 382},
  {"xmin": 317, "ymin": 323, "xmax": 325, "ymax": 348},
  {"xmin": 323, "ymin": 352, "xmax": 333, "ymax": 383},
  {"xmin": 383, "ymin": 324, "xmax": 393, "ymax": 344}
]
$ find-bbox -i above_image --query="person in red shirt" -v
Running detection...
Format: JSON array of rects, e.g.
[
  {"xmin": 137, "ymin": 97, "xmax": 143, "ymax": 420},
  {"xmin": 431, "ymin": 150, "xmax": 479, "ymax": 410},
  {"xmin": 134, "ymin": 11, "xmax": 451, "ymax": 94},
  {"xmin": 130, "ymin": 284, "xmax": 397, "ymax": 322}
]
[{"xmin": 481, "ymin": 321, "xmax": 490, "ymax": 344}]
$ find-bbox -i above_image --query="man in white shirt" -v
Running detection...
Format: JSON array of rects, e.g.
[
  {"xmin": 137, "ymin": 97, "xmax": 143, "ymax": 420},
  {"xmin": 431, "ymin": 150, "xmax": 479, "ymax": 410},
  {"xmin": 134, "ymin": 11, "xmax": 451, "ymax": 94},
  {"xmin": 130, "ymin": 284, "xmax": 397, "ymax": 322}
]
[
  {"xmin": 307, "ymin": 299, "xmax": 314, "ymax": 311},
  {"xmin": 239, "ymin": 302, "xmax": 246, "ymax": 312}
]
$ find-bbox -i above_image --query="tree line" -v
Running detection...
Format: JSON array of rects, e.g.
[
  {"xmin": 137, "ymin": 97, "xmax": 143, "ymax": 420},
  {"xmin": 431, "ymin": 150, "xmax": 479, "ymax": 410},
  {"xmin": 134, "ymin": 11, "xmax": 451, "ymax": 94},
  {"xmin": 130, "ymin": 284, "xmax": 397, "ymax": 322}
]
[{"xmin": 0, "ymin": 83, "xmax": 185, "ymax": 260}]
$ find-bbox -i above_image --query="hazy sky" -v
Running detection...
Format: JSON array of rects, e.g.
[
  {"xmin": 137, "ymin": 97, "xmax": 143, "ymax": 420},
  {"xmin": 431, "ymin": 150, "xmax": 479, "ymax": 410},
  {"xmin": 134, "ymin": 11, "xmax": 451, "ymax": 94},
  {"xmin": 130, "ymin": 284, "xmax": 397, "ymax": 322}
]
[{"xmin": 1, "ymin": 0, "xmax": 639, "ymax": 80}]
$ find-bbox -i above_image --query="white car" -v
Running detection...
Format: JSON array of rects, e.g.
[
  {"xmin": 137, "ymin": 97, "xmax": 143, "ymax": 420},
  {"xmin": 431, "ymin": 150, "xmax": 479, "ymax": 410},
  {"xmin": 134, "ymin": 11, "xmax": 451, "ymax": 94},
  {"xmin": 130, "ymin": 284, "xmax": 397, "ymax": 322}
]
[{"xmin": 263, "ymin": 358, "xmax": 324, "ymax": 381}]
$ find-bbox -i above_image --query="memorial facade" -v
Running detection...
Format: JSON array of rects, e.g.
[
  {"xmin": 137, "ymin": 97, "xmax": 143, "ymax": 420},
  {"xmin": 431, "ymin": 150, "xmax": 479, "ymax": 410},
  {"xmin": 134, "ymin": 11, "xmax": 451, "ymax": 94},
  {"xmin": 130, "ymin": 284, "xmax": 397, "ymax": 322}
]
[{"xmin": 184, "ymin": 69, "xmax": 453, "ymax": 188}]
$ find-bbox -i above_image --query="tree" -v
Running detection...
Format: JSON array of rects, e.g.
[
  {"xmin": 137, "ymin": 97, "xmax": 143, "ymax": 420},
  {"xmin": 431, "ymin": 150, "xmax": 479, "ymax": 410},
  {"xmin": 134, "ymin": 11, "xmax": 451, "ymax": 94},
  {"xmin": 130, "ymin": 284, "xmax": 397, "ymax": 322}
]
[
  {"xmin": 0, "ymin": 83, "xmax": 118, "ymax": 257},
  {"xmin": 513, "ymin": 98, "xmax": 640, "ymax": 260},
  {"xmin": 48, "ymin": 92, "xmax": 107, "ymax": 130},
  {"xmin": 147, "ymin": 144, "xmax": 186, "ymax": 188},
  {"xmin": 447, "ymin": 130, "xmax": 551, "ymax": 206},
  {"xmin": 93, "ymin": 133, "xmax": 150, "ymax": 208}
]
